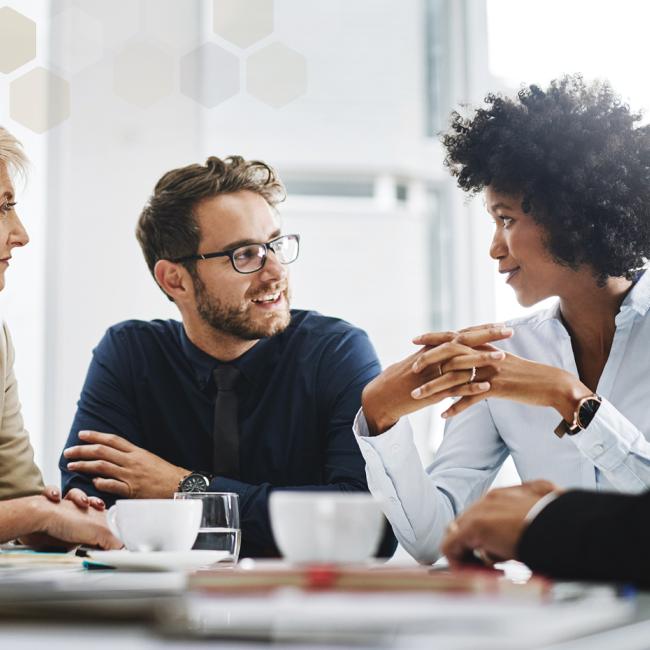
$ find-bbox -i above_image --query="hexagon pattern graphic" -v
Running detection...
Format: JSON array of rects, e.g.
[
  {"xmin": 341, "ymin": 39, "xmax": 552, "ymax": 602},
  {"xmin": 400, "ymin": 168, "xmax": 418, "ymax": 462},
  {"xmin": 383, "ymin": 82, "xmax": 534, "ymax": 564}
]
[
  {"xmin": 0, "ymin": 7, "xmax": 36, "ymax": 73},
  {"xmin": 246, "ymin": 43, "xmax": 306, "ymax": 108},
  {"xmin": 181, "ymin": 43, "xmax": 239, "ymax": 108},
  {"xmin": 144, "ymin": 0, "xmax": 201, "ymax": 52},
  {"xmin": 77, "ymin": 0, "xmax": 139, "ymax": 51},
  {"xmin": 113, "ymin": 40, "xmax": 174, "ymax": 108},
  {"xmin": 50, "ymin": 7, "xmax": 104, "ymax": 76},
  {"xmin": 10, "ymin": 67, "xmax": 71, "ymax": 133},
  {"xmin": 213, "ymin": 0, "xmax": 274, "ymax": 48}
]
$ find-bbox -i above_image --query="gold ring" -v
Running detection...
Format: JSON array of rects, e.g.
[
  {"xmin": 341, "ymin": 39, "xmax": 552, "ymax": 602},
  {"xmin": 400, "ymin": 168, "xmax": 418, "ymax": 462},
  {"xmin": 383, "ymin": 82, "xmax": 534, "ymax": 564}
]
[{"xmin": 468, "ymin": 366, "xmax": 477, "ymax": 384}]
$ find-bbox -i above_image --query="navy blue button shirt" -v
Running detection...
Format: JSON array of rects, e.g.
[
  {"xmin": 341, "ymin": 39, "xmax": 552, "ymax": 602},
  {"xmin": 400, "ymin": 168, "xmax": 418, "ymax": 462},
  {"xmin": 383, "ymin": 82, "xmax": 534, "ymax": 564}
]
[{"xmin": 60, "ymin": 310, "xmax": 396, "ymax": 558}]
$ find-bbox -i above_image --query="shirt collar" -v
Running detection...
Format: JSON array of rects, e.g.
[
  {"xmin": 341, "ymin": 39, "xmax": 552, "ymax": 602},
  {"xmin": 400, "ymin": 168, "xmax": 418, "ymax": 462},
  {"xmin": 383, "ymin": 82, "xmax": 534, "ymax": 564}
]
[
  {"xmin": 620, "ymin": 269, "xmax": 650, "ymax": 316},
  {"xmin": 179, "ymin": 323, "xmax": 280, "ymax": 390}
]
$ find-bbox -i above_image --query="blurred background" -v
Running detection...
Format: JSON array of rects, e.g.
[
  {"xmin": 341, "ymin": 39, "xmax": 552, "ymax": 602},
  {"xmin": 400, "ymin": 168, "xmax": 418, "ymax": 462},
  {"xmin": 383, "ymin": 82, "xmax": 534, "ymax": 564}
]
[{"xmin": 0, "ymin": 0, "xmax": 648, "ymax": 488}]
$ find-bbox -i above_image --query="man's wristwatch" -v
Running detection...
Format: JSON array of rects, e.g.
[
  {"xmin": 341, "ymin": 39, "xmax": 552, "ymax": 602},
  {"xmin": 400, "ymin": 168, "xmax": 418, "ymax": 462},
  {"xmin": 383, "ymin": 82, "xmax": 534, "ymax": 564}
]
[
  {"xmin": 178, "ymin": 471, "xmax": 214, "ymax": 493},
  {"xmin": 554, "ymin": 394, "xmax": 602, "ymax": 438}
]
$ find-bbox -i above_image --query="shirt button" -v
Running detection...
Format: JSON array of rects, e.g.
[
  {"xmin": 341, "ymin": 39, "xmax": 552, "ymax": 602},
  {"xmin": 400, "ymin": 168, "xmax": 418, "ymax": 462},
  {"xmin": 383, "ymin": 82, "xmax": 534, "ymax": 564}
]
[
  {"xmin": 391, "ymin": 443, "xmax": 400, "ymax": 452},
  {"xmin": 592, "ymin": 443, "xmax": 605, "ymax": 455}
]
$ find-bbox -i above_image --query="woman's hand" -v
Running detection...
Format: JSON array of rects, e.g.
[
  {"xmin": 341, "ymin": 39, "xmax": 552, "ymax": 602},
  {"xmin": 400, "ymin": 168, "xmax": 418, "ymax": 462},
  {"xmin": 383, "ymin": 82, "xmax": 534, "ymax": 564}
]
[
  {"xmin": 428, "ymin": 350, "xmax": 591, "ymax": 420},
  {"xmin": 42, "ymin": 485, "xmax": 105, "ymax": 511},
  {"xmin": 361, "ymin": 325, "xmax": 513, "ymax": 435},
  {"xmin": 22, "ymin": 497, "xmax": 121, "ymax": 550}
]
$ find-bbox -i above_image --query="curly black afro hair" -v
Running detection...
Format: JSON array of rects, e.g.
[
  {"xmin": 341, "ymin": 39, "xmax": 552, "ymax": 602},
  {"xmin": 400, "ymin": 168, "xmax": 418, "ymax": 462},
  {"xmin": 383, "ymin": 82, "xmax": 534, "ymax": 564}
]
[{"xmin": 442, "ymin": 74, "xmax": 650, "ymax": 282}]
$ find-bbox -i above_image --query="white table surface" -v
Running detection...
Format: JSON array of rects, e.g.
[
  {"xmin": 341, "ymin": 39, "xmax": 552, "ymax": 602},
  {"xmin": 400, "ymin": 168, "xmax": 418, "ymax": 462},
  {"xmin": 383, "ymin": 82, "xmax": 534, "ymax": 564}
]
[{"xmin": 0, "ymin": 558, "xmax": 647, "ymax": 650}]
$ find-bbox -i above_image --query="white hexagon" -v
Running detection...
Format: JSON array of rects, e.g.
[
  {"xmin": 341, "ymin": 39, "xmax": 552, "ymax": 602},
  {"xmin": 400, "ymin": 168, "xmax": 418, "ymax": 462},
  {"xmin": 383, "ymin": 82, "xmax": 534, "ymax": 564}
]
[
  {"xmin": 75, "ymin": 0, "xmax": 139, "ymax": 51},
  {"xmin": 0, "ymin": 7, "xmax": 36, "ymax": 73},
  {"xmin": 143, "ymin": 0, "xmax": 201, "ymax": 52},
  {"xmin": 113, "ymin": 40, "xmax": 175, "ymax": 108},
  {"xmin": 10, "ymin": 67, "xmax": 71, "ymax": 133},
  {"xmin": 50, "ymin": 7, "xmax": 104, "ymax": 76},
  {"xmin": 213, "ymin": 0, "xmax": 274, "ymax": 49},
  {"xmin": 181, "ymin": 43, "xmax": 240, "ymax": 108},
  {"xmin": 246, "ymin": 42, "xmax": 307, "ymax": 108}
]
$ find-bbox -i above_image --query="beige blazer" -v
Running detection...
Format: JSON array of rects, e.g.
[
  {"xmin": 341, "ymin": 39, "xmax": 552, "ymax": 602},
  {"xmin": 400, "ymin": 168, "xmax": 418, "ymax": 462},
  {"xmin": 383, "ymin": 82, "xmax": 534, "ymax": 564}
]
[{"xmin": 0, "ymin": 321, "xmax": 43, "ymax": 499}]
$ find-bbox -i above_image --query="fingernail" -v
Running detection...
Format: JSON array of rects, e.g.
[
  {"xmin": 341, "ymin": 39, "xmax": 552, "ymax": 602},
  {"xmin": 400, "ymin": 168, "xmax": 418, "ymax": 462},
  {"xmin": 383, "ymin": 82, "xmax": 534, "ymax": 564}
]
[
  {"xmin": 411, "ymin": 388, "xmax": 422, "ymax": 398},
  {"xmin": 490, "ymin": 351, "xmax": 504, "ymax": 359},
  {"xmin": 82, "ymin": 496, "xmax": 89, "ymax": 504},
  {"xmin": 478, "ymin": 382, "xmax": 490, "ymax": 390},
  {"xmin": 412, "ymin": 336, "xmax": 422, "ymax": 344},
  {"xmin": 50, "ymin": 489, "xmax": 59, "ymax": 497},
  {"xmin": 441, "ymin": 412, "xmax": 449, "ymax": 419},
  {"xmin": 78, "ymin": 431, "xmax": 90, "ymax": 438},
  {"xmin": 412, "ymin": 363, "xmax": 419, "ymax": 373},
  {"xmin": 500, "ymin": 327, "xmax": 514, "ymax": 336},
  {"xmin": 67, "ymin": 462, "xmax": 77, "ymax": 468}
]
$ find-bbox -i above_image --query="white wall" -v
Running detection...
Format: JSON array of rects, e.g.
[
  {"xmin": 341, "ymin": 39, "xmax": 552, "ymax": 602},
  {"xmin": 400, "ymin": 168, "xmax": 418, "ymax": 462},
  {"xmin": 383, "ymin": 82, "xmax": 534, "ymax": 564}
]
[{"xmin": 0, "ymin": 0, "xmax": 500, "ymax": 486}]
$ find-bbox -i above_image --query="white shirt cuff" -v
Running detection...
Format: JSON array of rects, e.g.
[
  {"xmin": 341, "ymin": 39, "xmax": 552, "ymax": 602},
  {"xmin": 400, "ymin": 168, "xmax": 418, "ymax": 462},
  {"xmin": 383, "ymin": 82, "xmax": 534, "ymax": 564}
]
[{"xmin": 524, "ymin": 491, "xmax": 561, "ymax": 524}]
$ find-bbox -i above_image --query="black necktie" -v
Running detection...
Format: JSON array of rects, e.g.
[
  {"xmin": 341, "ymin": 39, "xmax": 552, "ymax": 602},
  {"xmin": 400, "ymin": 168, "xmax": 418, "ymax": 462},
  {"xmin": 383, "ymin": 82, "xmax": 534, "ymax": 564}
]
[{"xmin": 212, "ymin": 365, "xmax": 241, "ymax": 479}]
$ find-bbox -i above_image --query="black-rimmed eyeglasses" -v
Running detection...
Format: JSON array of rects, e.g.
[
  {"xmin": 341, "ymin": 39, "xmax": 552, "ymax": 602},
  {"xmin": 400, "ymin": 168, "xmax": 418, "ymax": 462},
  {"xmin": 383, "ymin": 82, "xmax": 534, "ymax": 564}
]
[{"xmin": 172, "ymin": 233, "xmax": 300, "ymax": 275}]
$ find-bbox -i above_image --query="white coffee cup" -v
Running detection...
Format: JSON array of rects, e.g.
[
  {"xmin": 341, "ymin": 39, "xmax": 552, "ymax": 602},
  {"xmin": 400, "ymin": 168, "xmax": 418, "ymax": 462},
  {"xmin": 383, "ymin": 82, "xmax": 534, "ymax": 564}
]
[
  {"xmin": 106, "ymin": 499, "xmax": 203, "ymax": 552},
  {"xmin": 269, "ymin": 492, "xmax": 384, "ymax": 563}
]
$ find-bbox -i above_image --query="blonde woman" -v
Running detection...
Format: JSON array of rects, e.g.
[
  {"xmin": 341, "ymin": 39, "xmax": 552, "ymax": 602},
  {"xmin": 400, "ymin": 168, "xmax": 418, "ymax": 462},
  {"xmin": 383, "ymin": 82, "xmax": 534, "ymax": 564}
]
[{"xmin": 0, "ymin": 127, "xmax": 118, "ymax": 548}]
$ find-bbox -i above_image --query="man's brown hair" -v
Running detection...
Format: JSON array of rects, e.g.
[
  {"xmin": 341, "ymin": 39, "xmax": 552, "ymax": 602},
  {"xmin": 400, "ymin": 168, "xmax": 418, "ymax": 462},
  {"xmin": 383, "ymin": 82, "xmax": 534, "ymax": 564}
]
[{"xmin": 136, "ymin": 155, "xmax": 286, "ymax": 300}]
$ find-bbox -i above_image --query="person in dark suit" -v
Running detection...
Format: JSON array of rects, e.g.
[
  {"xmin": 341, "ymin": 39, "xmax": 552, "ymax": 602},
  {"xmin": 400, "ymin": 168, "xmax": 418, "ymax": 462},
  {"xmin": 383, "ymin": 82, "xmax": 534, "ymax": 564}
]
[{"xmin": 441, "ymin": 480, "xmax": 650, "ymax": 586}]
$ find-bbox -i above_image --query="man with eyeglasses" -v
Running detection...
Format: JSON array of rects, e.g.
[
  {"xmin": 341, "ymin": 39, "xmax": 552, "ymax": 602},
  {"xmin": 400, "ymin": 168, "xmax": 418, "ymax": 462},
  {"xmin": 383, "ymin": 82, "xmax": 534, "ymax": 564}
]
[{"xmin": 59, "ymin": 156, "xmax": 396, "ymax": 558}]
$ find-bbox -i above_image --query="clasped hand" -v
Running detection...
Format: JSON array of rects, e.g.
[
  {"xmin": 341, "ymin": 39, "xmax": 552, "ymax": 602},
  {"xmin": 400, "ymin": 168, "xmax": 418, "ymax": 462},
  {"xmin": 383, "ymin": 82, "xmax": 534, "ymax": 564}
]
[
  {"xmin": 64, "ymin": 431, "xmax": 188, "ymax": 499},
  {"xmin": 362, "ymin": 323, "xmax": 584, "ymax": 434}
]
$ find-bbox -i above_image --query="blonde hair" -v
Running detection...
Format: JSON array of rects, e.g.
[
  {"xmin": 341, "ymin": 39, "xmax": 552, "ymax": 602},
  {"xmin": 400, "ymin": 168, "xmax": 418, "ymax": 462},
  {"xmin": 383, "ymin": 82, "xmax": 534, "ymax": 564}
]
[{"xmin": 0, "ymin": 126, "xmax": 28, "ymax": 181}]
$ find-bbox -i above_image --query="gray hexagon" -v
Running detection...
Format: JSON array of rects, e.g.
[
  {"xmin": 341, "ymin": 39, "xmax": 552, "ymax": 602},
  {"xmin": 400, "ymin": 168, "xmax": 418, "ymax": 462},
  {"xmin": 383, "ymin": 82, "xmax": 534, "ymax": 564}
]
[
  {"xmin": 10, "ymin": 67, "xmax": 71, "ymax": 133},
  {"xmin": 76, "ymin": 0, "xmax": 139, "ymax": 51},
  {"xmin": 113, "ymin": 40, "xmax": 174, "ymax": 108},
  {"xmin": 213, "ymin": 0, "xmax": 274, "ymax": 49},
  {"xmin": 0, "ymin": 7, "xmax": 36, "ymax": 73},
  {"xmin": 246, "ymin": 42, "xmax": 306, "ymax": 108},
  {"xmin": 50, "ymin": 6, "xmax": 104, "ymax": 76},
  {"xmin": 180, "ymin": 43, "xmax": 239, "ymax": 108},
  {"xmin": 143, "ymin": 0, "xmax": 201, "ymax": 52}
]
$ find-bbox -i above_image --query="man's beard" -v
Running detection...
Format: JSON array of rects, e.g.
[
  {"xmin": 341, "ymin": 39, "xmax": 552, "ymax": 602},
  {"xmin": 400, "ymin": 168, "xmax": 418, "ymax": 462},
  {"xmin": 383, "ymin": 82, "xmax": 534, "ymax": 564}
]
[{"xmin": 192, "ymin": 275, "xmax": 291, "ymax": 340}]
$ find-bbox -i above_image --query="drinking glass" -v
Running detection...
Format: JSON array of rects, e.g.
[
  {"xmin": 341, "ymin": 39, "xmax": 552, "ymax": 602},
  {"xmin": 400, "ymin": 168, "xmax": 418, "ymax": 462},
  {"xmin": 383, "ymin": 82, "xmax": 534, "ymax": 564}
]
[{"xmin": 173, "ymin": 492, "xmax": 240, "ymax": 562}]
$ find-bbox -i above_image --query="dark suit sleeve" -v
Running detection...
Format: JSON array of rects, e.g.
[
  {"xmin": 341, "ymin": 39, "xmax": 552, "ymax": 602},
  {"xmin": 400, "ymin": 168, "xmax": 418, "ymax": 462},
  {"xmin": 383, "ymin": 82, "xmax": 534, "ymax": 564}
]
[
  {"xmin": 59, "ymin": 329, "xmax": 142, "ymax": 505},
  {"xmin": 211, "ymin": 327, "xmax": 397, "ymax": 558},
  {"xmin": 517, "ymin": 489, "xmax": 650, "ymax": 586}
]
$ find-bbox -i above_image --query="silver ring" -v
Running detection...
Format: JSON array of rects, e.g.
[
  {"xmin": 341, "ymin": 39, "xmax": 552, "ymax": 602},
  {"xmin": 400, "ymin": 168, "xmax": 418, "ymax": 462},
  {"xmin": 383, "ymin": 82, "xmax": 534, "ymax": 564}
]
[
  {"xmin": 436, "ymin": 364, "xmax": 443, "ymax": 378},
  {"xmin": 468, "ymin": 366, "xmax": 477, "ymax": 384}
]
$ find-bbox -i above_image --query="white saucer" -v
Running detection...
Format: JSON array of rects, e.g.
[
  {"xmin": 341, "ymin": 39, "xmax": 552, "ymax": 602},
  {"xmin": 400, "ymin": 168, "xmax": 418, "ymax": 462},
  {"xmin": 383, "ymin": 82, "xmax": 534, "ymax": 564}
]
[{"xmin": 86, "ymin": 549, "xmax": 230, "ymax": 572}]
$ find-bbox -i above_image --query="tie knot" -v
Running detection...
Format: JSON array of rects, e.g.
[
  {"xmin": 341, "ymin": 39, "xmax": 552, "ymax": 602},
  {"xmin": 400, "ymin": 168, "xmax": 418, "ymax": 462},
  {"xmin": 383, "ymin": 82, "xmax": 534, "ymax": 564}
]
[{"xmin": 213, "ymin": 365, "xmax": 241, "ymax": 391}]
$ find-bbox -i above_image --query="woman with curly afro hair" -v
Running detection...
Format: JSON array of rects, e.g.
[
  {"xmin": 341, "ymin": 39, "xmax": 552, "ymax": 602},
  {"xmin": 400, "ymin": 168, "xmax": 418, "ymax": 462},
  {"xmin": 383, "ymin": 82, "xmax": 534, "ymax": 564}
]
[{"xmin": 356, "ymin": 75, "xmax": 650, "ymax": 565}]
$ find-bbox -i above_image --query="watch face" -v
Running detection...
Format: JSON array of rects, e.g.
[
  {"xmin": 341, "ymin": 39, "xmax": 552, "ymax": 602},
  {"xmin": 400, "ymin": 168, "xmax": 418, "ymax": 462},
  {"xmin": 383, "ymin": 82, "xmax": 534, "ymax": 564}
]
[
  {"xmin": 578, "ymin": 396, "xmax": 602, "ymax": 429},
  {"xmin": 181, "ymin": 474, "xmax": 209, "ymax": 492}
]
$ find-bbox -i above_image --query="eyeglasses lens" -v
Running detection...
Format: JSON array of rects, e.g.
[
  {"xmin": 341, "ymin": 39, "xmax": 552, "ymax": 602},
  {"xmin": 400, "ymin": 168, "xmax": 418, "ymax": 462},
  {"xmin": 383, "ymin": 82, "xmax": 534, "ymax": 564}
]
[
  {"xmin": 232, "ymin": 245, "xmax": 266, "ymax": 273},
  {"xmin": 231, "ymin": 235, "xmax": 299, "ymax": 273},
  {"xmin": 271, "ymin": 235, "xmax": 299, "ymax": 264}
]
